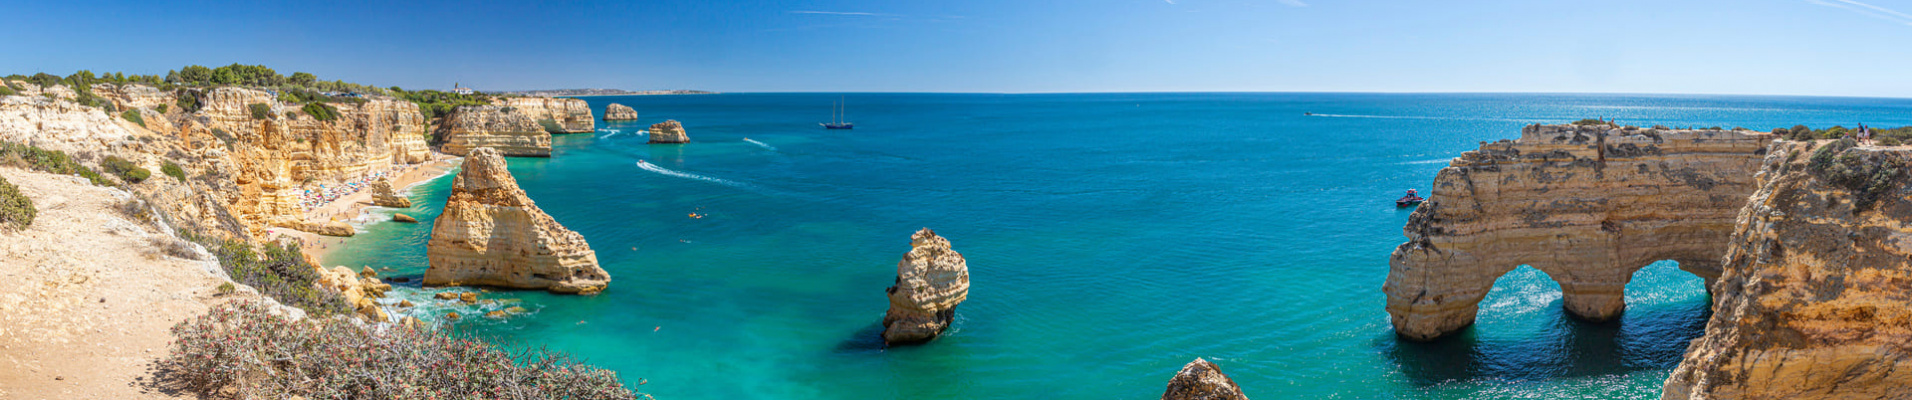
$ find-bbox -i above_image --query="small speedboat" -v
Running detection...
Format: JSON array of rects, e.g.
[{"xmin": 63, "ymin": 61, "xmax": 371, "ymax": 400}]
[{"xmin": 1396, "ymin": 189, "xmax": 1425, "ymax": 208}]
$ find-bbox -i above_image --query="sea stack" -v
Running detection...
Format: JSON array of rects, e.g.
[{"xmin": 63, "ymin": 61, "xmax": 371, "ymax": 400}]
[
  {"xmin": 369, "ymin": 179, "xmax": 412, "ymax": 208},
  {"xmin": 436, "ymin": 106, "xmax": 552, "ymax": 157},
  {"xmin": 605, "ymin": 103, "xmax": 639, "ymax": 121},
  {"xmin": 881, "ymin": 228, "xmax": 969, "ymax": 345},
  {"xmin": 1161, "ymin": 359, "xmax": 1250, "ymax": 400},
  {"xmin": 424, "ymin": 147, "xmax": 610, "ymax": 294},
  {"xmin": 648, "ymin": 120, "xmax": 689, "ymax": 144}
]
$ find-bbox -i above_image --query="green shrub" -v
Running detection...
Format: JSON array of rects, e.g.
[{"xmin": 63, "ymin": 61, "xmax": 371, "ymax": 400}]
[
  {"xmin": 302, "ymin": 102, "xmax": 340, "ymax": 122},
  {"xmin": 156, "ymin": 103, "xmax": 169, "ymax": 114},
  {"xmin": 0, "ymin": 86, "xmax": 14, "ymax": 96},
  {"xmin": 1806, "ymin": 137, "xmax": 1903, "ymax": 210},
  {"xmin": 0, "ymin": 175, "xmax": 32, "ymax": 231},
  {"xmin": 161, "ymin": 161, "xmax": 186, "ymax": 181},
  {"xmin": 177, "ymin": 229, "xmax": 348, "ymax": 315},
  {"xmin": 175, "ymin": 92, "xmax": 200, "ymax": 113},
  {"xmin": 121, "ymin": 109, "xmax": 145, "ymax": 127},
  {"xmin": 164, "ymin": 301, "xmax": 646, "ymax": 400},
  {"xmin": 248, "ymin": 103, "xmax": 272, "ymax": 120},
  {"xmin": 101, "ymin": 155, "xmax": 151, "ymax": 183},
  {"xmin": 1821, "ymin": 126, "xmax": 1850, "ymax": 140},
  {"xmin": 215, "ymin": 282, "xmax": 235, "ymax": 295},
  {"xmin": 1572, "ymin": 118, "xmax": 1610, "ymax": 126},
  {"xmin": 0, "ymin": 141, "xmax": 112, "ymax": 186},
  {"xmin": 1879, "ymin": 136, "xmax": 1902, "ymax": 146}
]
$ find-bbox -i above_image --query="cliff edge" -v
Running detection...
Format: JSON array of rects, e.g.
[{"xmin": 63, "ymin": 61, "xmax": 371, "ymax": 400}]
[{"xmin": 1662, "ymin": 139, "xmax": 1912, "ymax": 399}]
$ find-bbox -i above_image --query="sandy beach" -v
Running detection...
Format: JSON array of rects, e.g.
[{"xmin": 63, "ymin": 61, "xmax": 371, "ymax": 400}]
[{"xmin": 266, "ymin": 156, "xmax": 460, "ymax": 264}]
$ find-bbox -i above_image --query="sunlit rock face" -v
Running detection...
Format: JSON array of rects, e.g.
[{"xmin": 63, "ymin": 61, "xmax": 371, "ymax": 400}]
[
  {"xmin": 604, "ymin": 103, "xmax": 638, "ymax": 121},
  {"xmin": 496, "ymin": 97, "xmax": 594, "ymax": 133},
  {"xmin": 882, "ymin": 228, "xmax": 969, "ymax": 345},
  {"xmin": 1161, "ymin": 358, "xmax": 1250, "ymax": 400},
  {"xmin": 1385, "ymin": 124, "xmax": 1774, "ymax": 341},
  {"xmin": 1662, "ymin": 140, "xmax": 1912, "ymax": 399},
  {"xmin": 425, "ymin": 147, "xmax": 609, "ymax": 294},
  {"xmin": 191, "ymin": 87, "xmax": 431, "ymax": 236},
  {"xmin": 436, "ymin": 105, "xmax": 551, "ymax": 157}
]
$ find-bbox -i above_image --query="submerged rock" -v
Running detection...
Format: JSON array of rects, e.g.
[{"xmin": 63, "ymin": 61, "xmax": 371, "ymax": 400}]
[
  {"xmin": 393, "ymin": 213, "xmax": 417, "ymax": 223},
  {"xmin": 425, "ymin": 148, "xmax": 610, "ymax": 294},
  {"xmin": 881, "ymin": 228, "xmax": 969, "ymax": 345},
  {"xmin": 648, "ymin": 120, "xmax": 688, "ymax": 144},
  {"xmin": 605, "ymin": 103, "xmax": 639, "ymax": 121},
  {"xmin": 1161, "ymin": 358, "xmax": 1249, "ymax": 400}
]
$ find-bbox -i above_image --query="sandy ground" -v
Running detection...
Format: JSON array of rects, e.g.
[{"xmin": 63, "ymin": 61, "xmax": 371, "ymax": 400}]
[
  {"xmin": 266, "ymin": 157, "xmax": 458, "ymax": 263},
  {"xmin": 0, "ymin": 167, "xmax": 225, "ymax": 400}
]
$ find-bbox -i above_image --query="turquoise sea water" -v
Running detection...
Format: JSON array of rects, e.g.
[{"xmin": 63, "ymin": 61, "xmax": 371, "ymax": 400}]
[{"xmin": 326, "ymin": 93, "xmax": 1912, "ymax": 399}]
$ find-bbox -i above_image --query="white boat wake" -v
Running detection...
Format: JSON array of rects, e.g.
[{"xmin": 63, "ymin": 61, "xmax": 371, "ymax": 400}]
[
  {"xmin": 635, "ymin": 160, "xmax": 750, "ymax": 189},
  {"xmin": 743, "ymin": 138, "xmax": 776, "ymax": 151},
  {"xmin": 598, "ymin": 129, "xmax": 622, "ymax": 139}
]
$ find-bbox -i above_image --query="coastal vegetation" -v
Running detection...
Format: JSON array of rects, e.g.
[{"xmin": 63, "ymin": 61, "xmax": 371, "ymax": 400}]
[
  {"xmin": 100, "ymin": 155, "xmax": 150, "ymax": 184},
  {"xmin": 0, "ymin": 175, "xmax": 31, "ymax": 231},
  {"xmin": 301, "ymin": 101, "xmax": 341, "ymax": 122},
  {"xmin": 161, "ymin": 161, "xmax": 186, "ymax": 181},
  {"xmin": 120, "ymin": 109, "xmax": 144, "ymax": 127},
  {"xmin": 0, "ymin": 141, "xmax": 112, "ymax": 186},
  {"xmin": 248, "ymin": 103, "xmax": 272, "ymax": 119},
  {"xmin": 391, "ymin": 87, "xmax": 497, "ymax": 121},
  {"xmin": 165, "ymin": 301, "xmax": 647, "ymax": 400},
  {"xmin": 1807, "ymin": 137, "xmax": 1903, "ymax": 210},
  {"xmin": 179, "ymin": 229, "xmax": 350, "ymax": 315}
]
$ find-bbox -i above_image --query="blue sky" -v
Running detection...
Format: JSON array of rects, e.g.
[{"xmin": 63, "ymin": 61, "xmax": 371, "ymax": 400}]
[{"xmin": 4, "ymin": 0, "xmax": 1911, "ymax": 96}]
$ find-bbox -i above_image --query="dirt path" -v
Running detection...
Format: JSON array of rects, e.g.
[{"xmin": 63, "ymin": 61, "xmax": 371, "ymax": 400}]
[{"xmin": 0, "ymin": 167, "xmax": 230, "ymax": 399}]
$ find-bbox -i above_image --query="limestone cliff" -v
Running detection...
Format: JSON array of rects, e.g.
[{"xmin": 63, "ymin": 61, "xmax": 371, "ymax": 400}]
[
  {"xmin": 189, "ymin": 87, "xmax": 432, "ymax": 236},
  {"xmin": 648, "ymin": 119, "xmax": 688, "ymax": 144},
  {"xmin": 436, "ymin": 105, "xmax": 551, "ymax": 157},
  {"xmin": 1662, "ymin": 139, "xmax": 1912, "ymax": 399},
  {"xmin": 496, "ymin": 97, "xmax": 594, "ymax": 133},
  {"xmin": 0, "ymin": 96, "xmax": 134, "ymax": 154},
  {"xmin": 883, "ymin": 228, "xmax": 969, "ymax": 345},
  {"xmin": 90, "ymin": 83, "xmax": 170, "ymax": 111},
  {"xmin": 1161, "ymin": 358, "xmax": 1250, "ymax": 400},
  {"xmin": 425, "ymin": 147, "xmax": 608, "ymax": 294},
  {"xmin": 604, "ymin": 103, "xmax": 638, "ymax": 121},
  {"xmin": 1385, "ymin": 124, "xmax": 1775, "ymax": 340}
]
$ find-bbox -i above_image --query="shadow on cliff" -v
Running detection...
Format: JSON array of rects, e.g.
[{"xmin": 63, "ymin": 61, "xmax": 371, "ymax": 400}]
[{"xmin": 1379, "ymin": 297, "xmax": 1711, "ymax": 385}]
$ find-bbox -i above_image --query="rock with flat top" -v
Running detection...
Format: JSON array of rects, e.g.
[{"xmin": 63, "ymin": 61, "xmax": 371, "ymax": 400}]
[
  {"xmin": 648, "ymin": 120, "xmax": 688, "ymax": 144},
  {"xmin": 605, "ymin": 103, "xmax": 638, "ymax": 121}
]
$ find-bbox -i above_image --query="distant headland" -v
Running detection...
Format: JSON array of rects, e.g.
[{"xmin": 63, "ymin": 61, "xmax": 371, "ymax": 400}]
[{"xmin": 495, "ymin": 88, "xmax": 717, "ymax": 97}]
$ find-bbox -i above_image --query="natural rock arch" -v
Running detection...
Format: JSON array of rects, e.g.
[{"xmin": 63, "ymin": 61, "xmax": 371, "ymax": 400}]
[{"xmin": 1385, "ymin": 124, "xmax": 1773, "ymax": 341}]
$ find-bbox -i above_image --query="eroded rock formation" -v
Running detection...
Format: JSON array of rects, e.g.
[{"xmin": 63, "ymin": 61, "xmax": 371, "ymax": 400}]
[
  {"xmin": 425, "ymin": 147, "xmax": 609, "ymax": 294},
  {"xmin": 369, "ymin": 179, "xmax": 411, "ymax": 208},
  {"xmin": 1662, "ymin": 139, "xmax": 1912, "ymax": 399},
  {"xmin": 648, "ymin": 119, "xmax": 688, "ymax": 144},
  {"xmin": 882, "ymin": 228, "xmax": 969, "ymax": 345},
  {"xmin": 1161, "ymin": 358, "xmax": 1250, "ymax": 400},
  {"xmin": 605, "ymin": 103, "xmax": 638, "ymax": 121},
  {"xmin": 436, "ymin": 105, "xmax": 551, "ymax": 157},
  {"xmin": 496, "ymin": 97, "xmax": 594, "ymax": 133},
  {"xmin": 1385, "ymin": 124, "xmax": 1775, "ymax": 340}
]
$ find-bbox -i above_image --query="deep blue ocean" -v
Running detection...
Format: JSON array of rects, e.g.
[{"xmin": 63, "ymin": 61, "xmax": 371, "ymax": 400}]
[{"xmin": 325, "ymin": 93, "xmax": 1912, "ymax": 399}]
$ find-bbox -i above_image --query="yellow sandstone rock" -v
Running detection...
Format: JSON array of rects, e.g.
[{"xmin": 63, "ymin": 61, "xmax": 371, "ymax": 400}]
[
  {"xmin": 425, "ymin": 148, "xmax": 610, "ymax": 294},
  {"xmin": 648, "ymin": 120, "xmax": 688, "ymax": 144},
  {"xmin": 436, "ymin": 106, "xmax": 551, "ymax": 157},
  {"xmin": 1161, "ymin": 358, "xmax": 1250, "ymax": 400},
  {"xmin": 882, "ymin": 228, "xmax": 969, "ymax": 345},
  {"xmin": 1385, "ymin": 124, "xmax": 1774, "ymax": 340}
]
